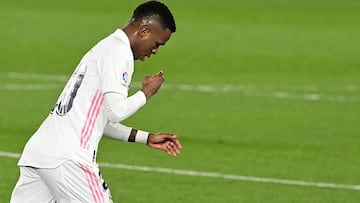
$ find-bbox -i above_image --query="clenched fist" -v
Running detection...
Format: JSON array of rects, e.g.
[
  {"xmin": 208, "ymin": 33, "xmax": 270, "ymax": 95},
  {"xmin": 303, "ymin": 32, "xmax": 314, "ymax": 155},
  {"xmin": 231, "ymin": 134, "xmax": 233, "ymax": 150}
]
[{"xmin": 141, "ymin": 71, "xmax": 164, "ymax": 100}]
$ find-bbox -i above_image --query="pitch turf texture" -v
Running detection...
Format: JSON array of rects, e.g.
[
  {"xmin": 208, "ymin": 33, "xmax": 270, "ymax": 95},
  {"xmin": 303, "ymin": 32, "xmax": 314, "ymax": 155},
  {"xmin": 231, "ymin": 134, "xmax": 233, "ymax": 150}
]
[{"xmin": 1, "ymin": 0, "xmax": 360, "ymax": 202}]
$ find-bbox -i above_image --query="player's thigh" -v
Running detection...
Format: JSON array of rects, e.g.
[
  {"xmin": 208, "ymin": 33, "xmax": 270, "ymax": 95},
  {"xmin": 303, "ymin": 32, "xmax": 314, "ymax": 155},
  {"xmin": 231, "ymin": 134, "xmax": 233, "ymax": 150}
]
[
  {"xmin": 10, "ymin": 167, "xmax": 55, "ymax": 203},
  {"xmin": 38, "ymin": 160, "xmax": 112, "ymax": 203}
]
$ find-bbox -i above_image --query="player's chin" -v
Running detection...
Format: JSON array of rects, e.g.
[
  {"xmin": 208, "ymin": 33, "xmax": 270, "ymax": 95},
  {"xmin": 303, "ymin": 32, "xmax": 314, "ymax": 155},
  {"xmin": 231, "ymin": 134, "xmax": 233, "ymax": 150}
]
[
  {"xmin": 140, "ymin": 54, "xmax": 150, "ymax": 61},
  {"xmin": 141, "ymin": 54, "xmax": 152, "ymax": 61},
  {"xmin": 135, "ymin": 54, "xmax": 145, "ymax": 61}
]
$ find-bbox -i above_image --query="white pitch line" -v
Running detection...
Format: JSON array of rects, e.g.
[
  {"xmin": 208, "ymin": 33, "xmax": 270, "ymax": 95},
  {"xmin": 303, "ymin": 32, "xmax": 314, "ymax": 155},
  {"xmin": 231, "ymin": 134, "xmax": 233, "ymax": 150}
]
[
  {"xmin": 4, "ymin": 72, "xmax": 69, "ymax": 82},
  {"xmin": 1, "ymin": 72, "xmax": 359, "ymax": 102},
  {"xmin": 1, "ymin": 82, "xmax": 359, "ymax": 102},
  {"xmin": 2, "ymin": 71, "xmax": 359, "ymax": 92},
  {"xmin": 1, "ymin": 150, "xmax": 360, "ymax": 191},
  {"xmin": 0, "ymin": 151, "xmax": 21, "ymax": 158},
  {"xmin": 0, "ymin": 84, "xmax": 62, "ymax": 91},
  {"xmin": 99, "ymin": 82, "xmax": 360, "ymax": 102}
]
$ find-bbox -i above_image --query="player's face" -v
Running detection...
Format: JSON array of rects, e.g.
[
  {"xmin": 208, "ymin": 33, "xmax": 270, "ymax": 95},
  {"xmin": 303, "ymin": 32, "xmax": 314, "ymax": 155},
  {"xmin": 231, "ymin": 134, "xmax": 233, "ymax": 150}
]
[{"xmin": 133, "ymin": 22, "xmax": 172, "ymax": 61}]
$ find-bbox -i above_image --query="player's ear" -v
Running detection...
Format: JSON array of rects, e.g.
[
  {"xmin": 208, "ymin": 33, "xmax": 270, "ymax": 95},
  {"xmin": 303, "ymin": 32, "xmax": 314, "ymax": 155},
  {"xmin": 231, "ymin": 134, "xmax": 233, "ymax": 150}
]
[{"xmin": 138, "ymin": 25, "xmax": 151, "ymax": 39}]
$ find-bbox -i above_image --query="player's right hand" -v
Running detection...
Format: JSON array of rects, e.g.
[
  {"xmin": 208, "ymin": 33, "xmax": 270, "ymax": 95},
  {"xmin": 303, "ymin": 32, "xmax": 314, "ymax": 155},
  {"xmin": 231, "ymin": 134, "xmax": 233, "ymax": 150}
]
[{"xmin": 141, "ymin": 71, "xmax": 164, "ymax": 100}]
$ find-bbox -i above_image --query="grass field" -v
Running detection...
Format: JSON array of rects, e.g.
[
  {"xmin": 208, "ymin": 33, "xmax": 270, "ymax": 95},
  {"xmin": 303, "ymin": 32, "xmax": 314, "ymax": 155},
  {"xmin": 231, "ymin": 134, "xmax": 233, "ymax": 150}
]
[{"xmin": 1, "ymin": 0, "xmax": 360, "ymax": 202}]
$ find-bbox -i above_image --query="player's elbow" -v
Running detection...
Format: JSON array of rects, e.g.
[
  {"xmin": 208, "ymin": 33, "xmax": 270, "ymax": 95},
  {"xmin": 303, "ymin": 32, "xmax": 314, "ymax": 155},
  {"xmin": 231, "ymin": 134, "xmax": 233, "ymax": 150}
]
[
  {"xmin": 104, "ymin": 91, "xmax": 145, "ymax": 123},
  {"xmin": 104, "ymin": 93, "xmax": 131, "ymax": 122},
  {"xmin": 105, "ymin": 101, "xmax": 130, "ymax": 123}
]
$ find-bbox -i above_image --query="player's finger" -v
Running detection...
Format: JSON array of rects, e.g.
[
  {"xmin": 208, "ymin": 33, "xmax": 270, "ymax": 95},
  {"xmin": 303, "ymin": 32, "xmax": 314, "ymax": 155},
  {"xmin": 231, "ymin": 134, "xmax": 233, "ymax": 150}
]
[
  {"xmin": 168, "ymin": 141, "xmax": 180, "ymax": 155},
  {"xmin": 165, "ymin": 142, "xmax": 178, "ymax": 156},
  {"xmin": 165, "ymin": 135, "xmax": 182, "ymax": 151},
  {"xmin": 151, "ymin": 75, "xmax": 164, "ymax": 83},
  {"xmin": 172, "ymin": 138, "xmax": 182, "ymax": 150},
  {"xmin": 165, "ymin": 143, "xmax": 176, "ymax": 156},
  {"xmin": 157, "ymin": 71, "xmax": 165, "ymax": 80},
  {"xmin": 170, "ymin": 141, "xmax": 182, "ymax": 156},
  {"xmin": 167, "ymin": 142, "xmax": 178, "ymax": 155},
  {"xmin": 153, "ymin": 70, "xmax": 164, "ymax": 77}
]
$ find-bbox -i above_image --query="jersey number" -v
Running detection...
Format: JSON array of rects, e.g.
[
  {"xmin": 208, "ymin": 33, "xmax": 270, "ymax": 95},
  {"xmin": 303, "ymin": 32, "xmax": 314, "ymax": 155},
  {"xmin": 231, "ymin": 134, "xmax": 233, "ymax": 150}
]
[{"xmin": 52, "ymin": 63, "xmax": 87, "ymax": 116}]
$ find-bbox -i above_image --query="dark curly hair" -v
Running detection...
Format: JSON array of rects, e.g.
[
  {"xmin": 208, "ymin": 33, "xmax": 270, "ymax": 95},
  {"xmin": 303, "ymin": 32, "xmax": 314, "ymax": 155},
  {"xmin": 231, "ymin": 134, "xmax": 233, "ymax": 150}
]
[{"xmin": 131, "ymin": 1, "xmax": 176, "ymax": 33}]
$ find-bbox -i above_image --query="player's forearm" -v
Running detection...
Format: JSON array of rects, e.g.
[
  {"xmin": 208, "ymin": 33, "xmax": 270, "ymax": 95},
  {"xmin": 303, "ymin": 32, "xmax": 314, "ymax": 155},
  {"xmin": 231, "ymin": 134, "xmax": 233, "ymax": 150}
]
[
  {"xmin": 103, "ymin": 122, "xmax": 149, "ymax": 144},
  {"xmin": 104, "ymin": 91, "xmax": 146, "ymax": 123}
]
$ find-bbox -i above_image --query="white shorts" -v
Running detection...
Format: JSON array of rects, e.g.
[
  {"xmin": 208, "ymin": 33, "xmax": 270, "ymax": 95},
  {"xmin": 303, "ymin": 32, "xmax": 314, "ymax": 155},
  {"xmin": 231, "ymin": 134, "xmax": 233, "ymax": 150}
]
[{"xmin": 10, "ymin": 160, "xmax": 113, "ymax": 203}]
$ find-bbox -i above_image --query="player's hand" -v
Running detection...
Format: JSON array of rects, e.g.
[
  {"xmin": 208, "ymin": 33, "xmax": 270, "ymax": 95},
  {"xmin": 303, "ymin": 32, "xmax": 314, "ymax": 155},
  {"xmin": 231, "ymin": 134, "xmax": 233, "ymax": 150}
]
[
  {"xmin": 141, "ymin": 71, "xmax": 164, "ymax": 100},
  {"xmin": 147, "ymin": 133, "xmax": 182, "ymax": 157}
]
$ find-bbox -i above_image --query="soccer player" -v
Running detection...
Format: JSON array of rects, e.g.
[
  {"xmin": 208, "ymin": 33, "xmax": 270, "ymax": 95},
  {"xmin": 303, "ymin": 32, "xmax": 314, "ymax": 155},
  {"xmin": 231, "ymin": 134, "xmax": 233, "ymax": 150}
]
[{"xmin": 10, "ymin": 1, "xmax": 182, "ymax": 202}]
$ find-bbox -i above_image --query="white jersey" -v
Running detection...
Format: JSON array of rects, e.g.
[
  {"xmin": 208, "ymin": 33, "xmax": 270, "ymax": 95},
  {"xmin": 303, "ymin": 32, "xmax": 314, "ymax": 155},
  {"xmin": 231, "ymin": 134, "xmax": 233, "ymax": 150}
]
[{"xmin": 18, "ymin": 29, "xmax": 136, "ymax": 169}]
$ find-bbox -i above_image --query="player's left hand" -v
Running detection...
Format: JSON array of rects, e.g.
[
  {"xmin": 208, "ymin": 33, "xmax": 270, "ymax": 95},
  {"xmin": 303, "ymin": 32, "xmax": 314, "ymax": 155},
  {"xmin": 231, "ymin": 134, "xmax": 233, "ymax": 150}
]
[{"xmin": 147, "ymin": 133, "xmax": 182, "ymax": 157}]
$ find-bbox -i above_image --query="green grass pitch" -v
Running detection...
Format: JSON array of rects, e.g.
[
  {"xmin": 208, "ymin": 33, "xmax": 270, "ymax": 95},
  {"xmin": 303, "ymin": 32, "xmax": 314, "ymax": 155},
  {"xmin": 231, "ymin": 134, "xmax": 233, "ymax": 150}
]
[{"xmin": 1, "ymin": 0, "xmax": 360, "ymax": 202}]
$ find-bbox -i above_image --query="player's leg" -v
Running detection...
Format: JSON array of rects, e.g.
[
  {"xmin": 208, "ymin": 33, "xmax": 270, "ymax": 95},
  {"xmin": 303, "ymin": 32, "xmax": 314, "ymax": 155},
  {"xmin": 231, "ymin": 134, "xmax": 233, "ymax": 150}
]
[
  {"xmin": 37, "ymin": 160, "xmax": 113, "ymax": 203},
  {"xmin": 10, "ymin": 167, "xmax": 56, "ymax": 203}
]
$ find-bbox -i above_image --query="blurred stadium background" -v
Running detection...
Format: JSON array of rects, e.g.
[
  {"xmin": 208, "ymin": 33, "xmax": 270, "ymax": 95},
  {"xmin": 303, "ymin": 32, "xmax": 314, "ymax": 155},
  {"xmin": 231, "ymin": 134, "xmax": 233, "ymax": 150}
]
[{"xmin": 1, "ymin": 0, "xmax": 359, "ymax": 202}]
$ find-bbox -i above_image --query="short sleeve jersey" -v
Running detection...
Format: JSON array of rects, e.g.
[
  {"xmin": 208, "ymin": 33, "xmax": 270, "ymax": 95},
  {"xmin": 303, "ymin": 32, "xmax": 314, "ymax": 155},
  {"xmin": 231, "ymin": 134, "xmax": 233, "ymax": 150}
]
[{"xmin": 18, "ymin": 29, "xmax": 134, "ymax": 168}]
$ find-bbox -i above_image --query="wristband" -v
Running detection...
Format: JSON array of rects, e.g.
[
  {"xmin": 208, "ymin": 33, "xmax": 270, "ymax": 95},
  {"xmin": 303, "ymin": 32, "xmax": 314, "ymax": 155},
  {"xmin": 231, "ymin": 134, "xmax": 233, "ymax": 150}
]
[{"xmin": 128, "ymin": 129, "xmax": 149, "ymax": 144}]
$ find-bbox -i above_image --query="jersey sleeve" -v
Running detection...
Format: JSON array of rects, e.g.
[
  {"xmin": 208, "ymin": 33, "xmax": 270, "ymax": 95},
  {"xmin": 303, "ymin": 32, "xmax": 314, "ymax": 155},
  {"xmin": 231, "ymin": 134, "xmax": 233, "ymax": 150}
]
[
  {"xmin": 104, "ymin": 91, "xmax": 146, "ymax": 123},
  {"xmin": 99, "ymin": 47, "xmax": 134, "ymax": 97}
]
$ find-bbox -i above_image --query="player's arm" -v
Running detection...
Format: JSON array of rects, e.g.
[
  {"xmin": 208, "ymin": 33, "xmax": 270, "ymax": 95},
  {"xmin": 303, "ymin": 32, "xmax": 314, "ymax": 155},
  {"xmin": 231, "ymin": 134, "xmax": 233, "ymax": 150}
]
[
  {"xmin": 104, "ymin": 91, "xmax": 146, "ymax": 123},
  {"xmin": 104, "ymin": 71, "xmax": 164, "ymax": 123},
  {"xmin": 103, "ymin": 122, "xmax": 182, "ymax": 157}
]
